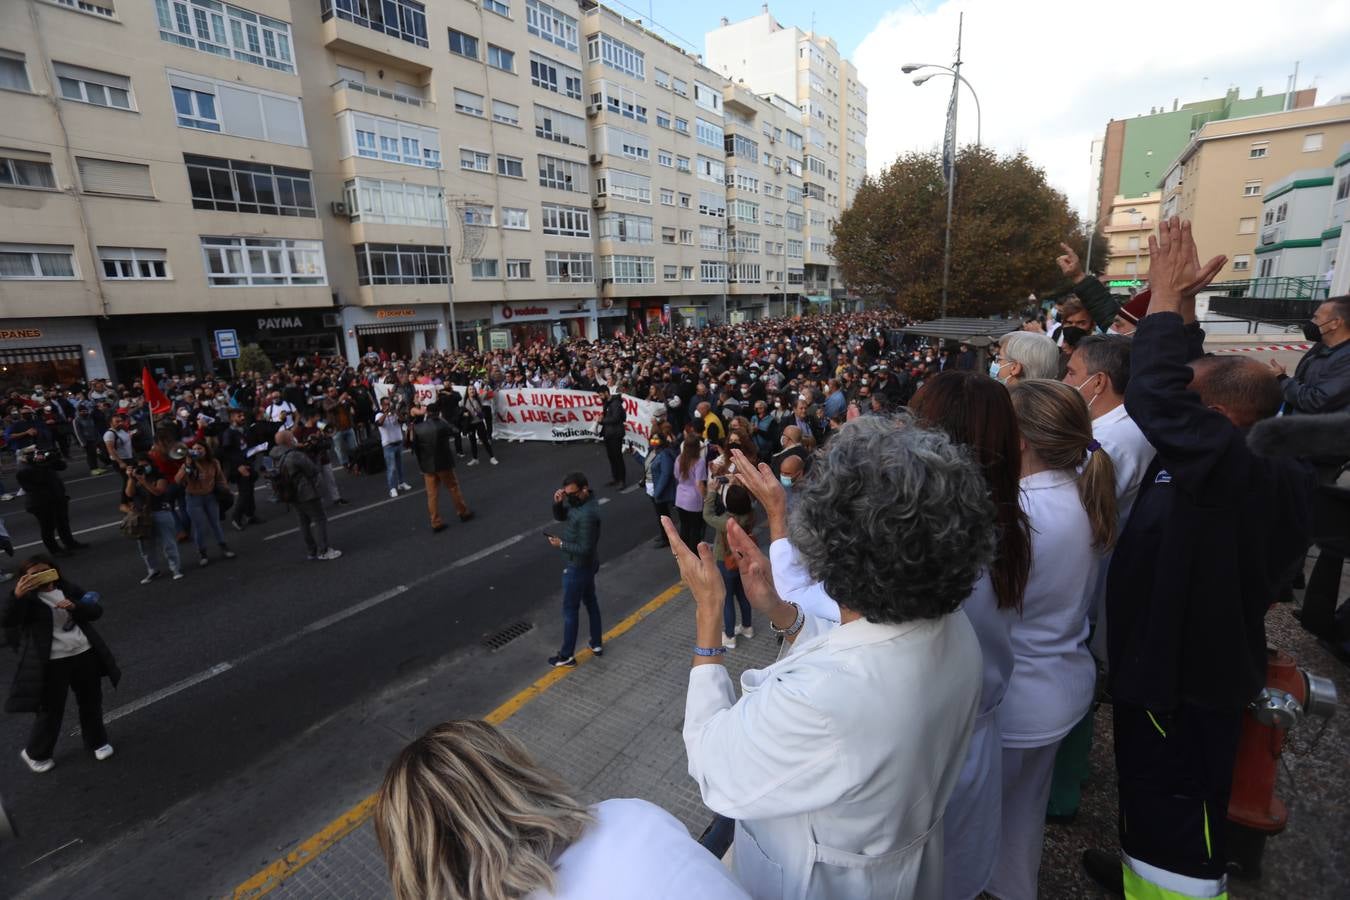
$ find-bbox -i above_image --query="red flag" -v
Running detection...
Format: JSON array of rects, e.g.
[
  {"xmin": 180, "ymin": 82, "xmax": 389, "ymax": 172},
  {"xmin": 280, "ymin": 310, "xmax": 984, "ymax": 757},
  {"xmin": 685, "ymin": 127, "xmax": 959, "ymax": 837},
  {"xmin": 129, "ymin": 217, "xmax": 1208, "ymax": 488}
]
[{"xmin": 141, "ymin": 367, "xmax": 172, "ymax": 415}]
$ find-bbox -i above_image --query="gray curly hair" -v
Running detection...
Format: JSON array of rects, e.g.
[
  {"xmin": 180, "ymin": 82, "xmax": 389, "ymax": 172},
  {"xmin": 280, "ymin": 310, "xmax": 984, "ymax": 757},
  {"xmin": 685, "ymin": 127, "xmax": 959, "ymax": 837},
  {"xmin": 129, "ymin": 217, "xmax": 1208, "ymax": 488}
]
[{"xmin": 788, "ymin": 416, "xmax": 997, "ymax": 623}]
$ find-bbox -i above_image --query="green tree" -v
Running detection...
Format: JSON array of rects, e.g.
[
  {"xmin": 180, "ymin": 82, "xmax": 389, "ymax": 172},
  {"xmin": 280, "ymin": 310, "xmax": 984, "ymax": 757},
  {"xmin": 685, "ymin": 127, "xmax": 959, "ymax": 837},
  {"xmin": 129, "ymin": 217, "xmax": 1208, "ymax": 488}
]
[
  {"xmin": 237, "ymin": 343, "xmax": 273, "ymax": 376},
  {"xmin": 831, "ymin": 146, "xmax": 1086, "ymax": 319}
]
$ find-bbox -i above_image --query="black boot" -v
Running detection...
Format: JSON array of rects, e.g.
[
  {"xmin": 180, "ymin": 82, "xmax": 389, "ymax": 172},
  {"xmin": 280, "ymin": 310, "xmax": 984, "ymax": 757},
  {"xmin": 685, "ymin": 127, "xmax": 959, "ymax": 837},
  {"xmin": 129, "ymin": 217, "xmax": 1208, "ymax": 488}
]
[{"xmin": 1081, "ymin": 849, "xmax": 1124, "ymax": 896}]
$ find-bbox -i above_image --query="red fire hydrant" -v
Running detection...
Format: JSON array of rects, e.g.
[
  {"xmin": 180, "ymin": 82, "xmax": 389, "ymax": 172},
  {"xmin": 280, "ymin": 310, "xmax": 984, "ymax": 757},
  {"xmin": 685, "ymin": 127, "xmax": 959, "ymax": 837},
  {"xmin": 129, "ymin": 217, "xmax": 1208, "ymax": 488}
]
[{"xmin": 1226, "ymin": 648, "xmax": 1337, "ymax": 879}]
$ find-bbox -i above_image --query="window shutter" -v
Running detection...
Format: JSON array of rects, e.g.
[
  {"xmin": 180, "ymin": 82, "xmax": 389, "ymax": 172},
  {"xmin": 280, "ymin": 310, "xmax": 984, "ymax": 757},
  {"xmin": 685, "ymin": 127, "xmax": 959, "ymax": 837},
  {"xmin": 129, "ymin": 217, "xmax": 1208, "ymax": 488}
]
[
  {"xmin": 53, "ymin": 62, "xmax": 130, "ymax": 91},
  {"xmin": 218, "ymin": 85, "xmax": 265, "ymax": 139},
  {"xmin": 260, "ymin": 94, "xmax": 305, "ymax": 146},
  {"xmin": 76, "ymin": 157, "xmax": 153, "ymax": 197}
]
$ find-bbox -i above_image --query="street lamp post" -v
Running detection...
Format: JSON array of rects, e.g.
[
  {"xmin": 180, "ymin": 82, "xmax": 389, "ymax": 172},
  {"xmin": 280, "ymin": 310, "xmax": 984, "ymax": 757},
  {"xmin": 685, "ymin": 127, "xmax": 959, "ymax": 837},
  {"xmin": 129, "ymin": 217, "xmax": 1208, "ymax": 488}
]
[{"xmin": 903, "ymin": 16, "xmax": 975, "ymax": 320}]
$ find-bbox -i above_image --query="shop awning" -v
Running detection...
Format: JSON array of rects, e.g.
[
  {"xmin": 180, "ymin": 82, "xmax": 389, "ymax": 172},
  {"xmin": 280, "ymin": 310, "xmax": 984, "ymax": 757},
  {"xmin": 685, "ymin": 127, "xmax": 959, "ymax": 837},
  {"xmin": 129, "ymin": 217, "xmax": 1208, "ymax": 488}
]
[
  {"xmin": 355, "ymin": 319, "xmax": 439, "ymax": 336},
  {"xmin": 893, "ymin": 318, "xmax": 1021, "ymax": 347},
  {"xmin": 805, "ymin": 295, "xmax": 832, "ymax": 304},
  {"xmin": 0, "ymin": 344, "xmax": 83, "ymax": 364}
]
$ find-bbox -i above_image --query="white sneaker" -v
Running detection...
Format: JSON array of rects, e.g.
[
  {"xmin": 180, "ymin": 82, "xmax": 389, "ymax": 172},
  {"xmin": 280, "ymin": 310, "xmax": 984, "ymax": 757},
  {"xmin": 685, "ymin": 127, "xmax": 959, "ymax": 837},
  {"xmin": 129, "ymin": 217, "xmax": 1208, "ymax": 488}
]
[
  {"xmin": 721, "ymin": 633, "xmax": 737, "ymax": 650},
  {"xmin": 20, "ymin": 749, "xmax": 53, "ymax": 773},
  {"xmin": 489, "ymin": 457, "xmax": 499, "ymax": 466},
  {"xmin": 0, "ymin": 493, "xmax": 14, "ymax": 502},
  {"xmin": 140, "ymin": 570, "xmax": 161, "ymax": 584},
  {"xmin": 741, "ymin": 626, "xmax": 755, "ymax": 639},
  {"xmin": 317, "ymin": 548, "xmax": 343, "ymax": 561},
  {"xmin": 171, "ymin": 570, "xmax": 185, "ymax": 581},
  {"xmin": 94, "ymin": 744, "xmax": 115, "ymax": 761},
  {"xmin": 0, "ymin": 571, "xmax": 13, "ymax": 583},
  {"xmin": 398, "ymin": 482, "xmax": 412, "ymax": 491},
  {"xmin": 389, "ymin": 489, "xmax": 399, "ymax": 499},
  {"xmin": 466, "ymin": 458, "xmax": 479, "ymax": 466}
]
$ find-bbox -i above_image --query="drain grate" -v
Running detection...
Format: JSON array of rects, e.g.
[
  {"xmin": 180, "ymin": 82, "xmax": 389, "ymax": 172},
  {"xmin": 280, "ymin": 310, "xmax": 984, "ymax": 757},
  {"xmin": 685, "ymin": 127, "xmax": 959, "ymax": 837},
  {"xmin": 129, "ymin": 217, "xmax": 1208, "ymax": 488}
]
[{"xmin": 482, "ymin": 620, "xmax": 534, "ymax": 651}]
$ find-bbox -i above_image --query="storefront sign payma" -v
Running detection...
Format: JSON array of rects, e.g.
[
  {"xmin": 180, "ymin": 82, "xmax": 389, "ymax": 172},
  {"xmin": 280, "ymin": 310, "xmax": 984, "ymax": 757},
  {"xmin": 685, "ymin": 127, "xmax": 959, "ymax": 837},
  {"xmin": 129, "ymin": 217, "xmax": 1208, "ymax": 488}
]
[
  {"xmin": 375, "ymin": 308, "xmax": 416, "ymax": 319},
  {"xmin": 0, "ymin": 328, "xmax": 43, "ymax": 340}
]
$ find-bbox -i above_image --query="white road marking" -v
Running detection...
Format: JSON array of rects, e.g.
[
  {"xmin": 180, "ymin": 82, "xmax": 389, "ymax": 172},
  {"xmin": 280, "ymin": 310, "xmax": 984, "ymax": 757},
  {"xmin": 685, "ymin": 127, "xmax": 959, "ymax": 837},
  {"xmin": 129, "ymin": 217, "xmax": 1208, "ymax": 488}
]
[
  {"xmin": 262, "ymin": 489, "xmax": 424, "ymax": 541},
  {"xmin": 12, "ymin": 519, "xmax": 122, "ymax": 552}
]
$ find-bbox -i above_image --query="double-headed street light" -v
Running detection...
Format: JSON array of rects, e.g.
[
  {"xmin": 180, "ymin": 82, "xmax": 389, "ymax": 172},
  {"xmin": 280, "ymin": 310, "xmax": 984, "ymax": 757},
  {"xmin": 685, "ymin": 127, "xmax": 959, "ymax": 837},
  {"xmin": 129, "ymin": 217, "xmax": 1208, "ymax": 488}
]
[{"xmin": 903, "ymin": 63, "xmax": 982, "ymax": 148}]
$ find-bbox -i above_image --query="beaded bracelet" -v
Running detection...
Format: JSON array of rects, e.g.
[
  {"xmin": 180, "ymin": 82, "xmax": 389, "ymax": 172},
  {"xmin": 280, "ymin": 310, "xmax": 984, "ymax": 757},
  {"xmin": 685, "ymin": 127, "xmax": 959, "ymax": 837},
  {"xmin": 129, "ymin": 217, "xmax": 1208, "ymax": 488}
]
[{"xmin": 693, "ymin": 646, "xmax": 727, "ymax": 657}]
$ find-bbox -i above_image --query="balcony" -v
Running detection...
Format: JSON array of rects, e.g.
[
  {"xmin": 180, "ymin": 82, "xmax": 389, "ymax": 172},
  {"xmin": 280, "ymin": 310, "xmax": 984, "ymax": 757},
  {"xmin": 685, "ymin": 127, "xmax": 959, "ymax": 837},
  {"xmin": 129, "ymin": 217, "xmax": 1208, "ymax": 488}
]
[
  {"xmin": 320, "ymin": 0, "xmax": 433, "ymax": 72},
  {"xmin": 1259, "ymin": 224, "xmax": 1284, "ymax": 247}
]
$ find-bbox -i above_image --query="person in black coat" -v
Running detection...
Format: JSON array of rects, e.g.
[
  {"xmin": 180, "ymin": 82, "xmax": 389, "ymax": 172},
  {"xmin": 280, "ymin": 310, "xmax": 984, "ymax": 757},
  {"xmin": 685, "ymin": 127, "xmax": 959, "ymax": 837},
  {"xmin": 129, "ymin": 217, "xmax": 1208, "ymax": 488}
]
[
  {"xmin": 15, "ymin": 447, "xmax": 87, "ymax": 556},
  {"xmin": 597, "ymin": 386, "xmax": 628, "ymax": 488},
  {"xmin": 3, "ymin": 556, "xmax": 121, "ymax": 772},
  {"xmin": 1083, "ymin": 218, "xmax": 1315, "ymax": 895}
]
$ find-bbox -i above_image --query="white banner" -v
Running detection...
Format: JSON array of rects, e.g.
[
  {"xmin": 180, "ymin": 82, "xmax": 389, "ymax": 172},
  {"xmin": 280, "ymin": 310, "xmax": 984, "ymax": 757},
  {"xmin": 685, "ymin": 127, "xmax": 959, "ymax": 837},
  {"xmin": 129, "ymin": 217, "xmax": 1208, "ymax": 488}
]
[{"xmin": 372, "ymin": 383, "xmax": 662, "ymax": 452}]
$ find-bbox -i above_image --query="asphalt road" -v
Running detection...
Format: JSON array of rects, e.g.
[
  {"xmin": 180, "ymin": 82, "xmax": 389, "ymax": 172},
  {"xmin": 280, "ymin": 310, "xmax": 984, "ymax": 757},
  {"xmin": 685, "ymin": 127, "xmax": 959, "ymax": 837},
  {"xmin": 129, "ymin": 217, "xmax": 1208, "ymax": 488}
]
[{"xmin": 0, "ymin": 438, "xmax": 656, "ymax": 892}]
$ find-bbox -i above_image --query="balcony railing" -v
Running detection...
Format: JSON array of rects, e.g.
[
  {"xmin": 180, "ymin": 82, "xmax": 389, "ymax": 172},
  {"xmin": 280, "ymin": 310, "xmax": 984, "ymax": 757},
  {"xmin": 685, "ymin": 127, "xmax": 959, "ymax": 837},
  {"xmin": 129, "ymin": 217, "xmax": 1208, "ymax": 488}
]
[
  {"xmin": 331, "ymin": 79, "xmax": 430, "ymax": 109},
  {"xmin": 320, "ymin": 0, "xmax": 429, "ymax": 48}
]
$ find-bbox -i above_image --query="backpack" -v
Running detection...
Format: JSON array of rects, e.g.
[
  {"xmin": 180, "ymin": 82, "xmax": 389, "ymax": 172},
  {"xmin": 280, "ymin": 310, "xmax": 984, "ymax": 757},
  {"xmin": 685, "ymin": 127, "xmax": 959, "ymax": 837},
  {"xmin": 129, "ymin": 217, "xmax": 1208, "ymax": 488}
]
[{"xmin": 267, "ymin": 450, "xmax": 300, "ymax": 503}]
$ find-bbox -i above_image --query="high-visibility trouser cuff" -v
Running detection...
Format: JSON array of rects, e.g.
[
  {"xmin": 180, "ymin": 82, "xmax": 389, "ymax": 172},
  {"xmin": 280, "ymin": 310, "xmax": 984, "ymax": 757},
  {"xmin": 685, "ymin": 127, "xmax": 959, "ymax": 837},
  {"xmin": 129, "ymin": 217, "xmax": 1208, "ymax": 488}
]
[{"xmin": 1123, "ymin": 852, "xmax": 1227, "ymax": 899}]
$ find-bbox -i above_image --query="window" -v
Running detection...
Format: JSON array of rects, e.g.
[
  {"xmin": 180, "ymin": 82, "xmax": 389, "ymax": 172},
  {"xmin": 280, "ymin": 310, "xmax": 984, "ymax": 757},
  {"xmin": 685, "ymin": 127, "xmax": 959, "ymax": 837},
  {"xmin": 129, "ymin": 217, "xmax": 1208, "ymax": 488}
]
[
  {"xmin": 55, "ymin": 63, "xmax": 133, "ymax": 109},
  {"xmin": 599, "ymin": 212, "xmax": 653, "ymax": 243},
  {"xmin": 530, "ymin": 52, "xmax": 582, "ymax": 99},
  {"xmin": 699, "ymin": 259, "xmax": 725, "ymax": 283},
  {"xmin": 463, "ymin": 204, "xmax": 495, "ymax": 226},
  {"xmin": 590, "ymin": 81, "xmax": 647, "ymax": 123},
  {"xmin": 679, "ymin": 228, "xmax": 693, "ymax": 245},
  {"xmin": 0, "ymin": 153, "xmax": 57, "ymax": 190},
  {"xmin": 655, "ymin": 109, "xmax": 671, "ymax": 130},
  {"xmin": 497, "ymin": 155, "xmax": 524, "ymax": 178},
  {"xmin": 674, "ymin": 117, "xmax": 689, "ymax": 135},
  {"xmin": 1303, "ymin": 132, "xmax": 1324, "ymax": 153},
  {"xmin": 697, "ymin": 190, "xmax": 723, "ymax": 217},
  {"xmin": 526, "ymin": 0, "xmax": 578, "ymax": 53},
  {"xmin": 696, "ymin": 155, "xmax": 724, "ymax": 183},
  {"xmin": 599, "ymin": 254, "xmax": 654, "ymax": 284},
  {"xmin": 52, "ymin": 0, "xmax": 119, "ymax": 19},
  {"xmin": 730, "ymin": 198, "xmax": 759, "ymax": 223},
  {"xmin": 670, "ymin": 77, "xmax": 687, "ymax": 98},
  {"xmin": 699, "ymin": 225, "xmax": 724, "ymax": 250},
  {"xmin": 535, "ymin": 104, "xmax": 586, "ymax": 145},
  {"xmin": 471, "ymin": 258, "xmax": 499, "ymax": 278},
  {"xmin": 785, "ymin": 184, "xmax": 801, "ymax": 203},
  {"xmin": 696, "ymin": 118, "xmax": 723, "ymax": 150},
  {"xmin": 1249, "ymin": 142, "xmax": 1269, "ymax": 159},
  {"xmin": 661, "ymin": 226, "xmax": 676, "ymax": 244},
  {"xmin": 1262, "ymin": 209, "xmax": 1274, "ymax": 226},
  {"xmin": 1243, "ymin": 181, "xmax": 1261, "ymax": 197},
  {"xmin": 1124, "ymin": 261, "xmax": 1138, "ymax": 275},
  {"xmin": 1258, "ymin": 257, "xmax": 1275, "ymax": 278},
  {"xmin": 538, "ymin": 154, "xmax": 586, "ymax": 191},
  {"xmin": 588, "ymin": 33, "xmax": 644, "ymax": 80},
  {"xmin": 343, "ymin": 177, "xmax": 443, "ymax": 226},
  {"xmin": 545, "ymin": 250, "xmax": 592, "ymax": 283},
  {"xmin": 492, "ymin": 99, "xmax": 520, "ymax": 126},
  {"xmin": 0, "ymin": 51, "xmax": 31, "ymax": 93},
  {"xmin": 659, "ymin": 188, "xmax": 674, "ymax": 206},
  {"xmin": 449, "ymin": 29, "xmax": 479, "ymax": 58},
  {"xmin": 725, "ymin": 133, "xmax": 759, "ymax": 161},
  {"xmin": 730, "ymin": 262, "xmax": 760, "ymax": 284},
  {"xmin": 785, "ymin": 129, "xmax": 803, "ymax": 151},
  {"xmin": 1337, "ymin": 174, "xmax": 1350, "ymax": 202},
  {"xmin": 354, "ymin": 243, "xmax": 449, "ymax": 284},
  {"xmin": 170, "ymin": 71, "xmax": 306, "ymax": 145},
  {"xmin": 160, "ymin": 0, "xmax": 298, "ymax": 71},
  {"xmin": 678, "ymin": 192, "xmax": 691, "ymax": 209},
  {"xmin": 485, "ymin": 0, "xmax": 509, "ymax": 15},
  {"xmin": 341, "ymin": 110, "xmax": 439, "ymax": 168},
  {"xmin": 460, "ymin": 149, "xmax": 491, "ymax": 172},
  {"xmin": 541, "ymin": 203, "xmax": 590, "ymax": 237},
  {"xmin": 681, "ymin": 265, "xmax": 694, "ymax": 281},
  {"xmin": 487, "ymin": 45, "xmax": 515, "ymax": 72},
  {"xmin": 454, "ymin": 88, "xmax": 485, "ymax": 117},
  {"xmin": 676, "ymin": 155, "xmax": 691, "ymax": 174},
  {"xmin": 654, "ymin": 68, "xmax": 670, "ymax": 89},
  {"xmin": 99, "ymin": 247, "xmax": 169, "ymax": 280},
  {"xmin": 189, "ymin": 154, "xmax": 315, "ymax": 216},
  {"xmin": 501, "ymin": 207, "xmax": 529, "ymax": 229},
  {"xmin": 1275, "ymin": 202, "xmax": 1288, "ymax": 223},
  {"xmin": 657, "ymin": 150, "xmax": 673, "ymax": 168},
  {"xmin": 595, "ymin": 168, "xmax": 650, "ymax": 203},
  {"xmin": 506, "ymin": 258, "xmax": 531, "ymax": 279},
  {"xmin": 1232, "ymin": 255, "xmax": 1250, "ymax": 272},
  {"xmin": 0, "ymin": 244, "xmax": 77, "ymax": 279},
  {"xmin": 732, "ymin": 230, "xmax": 759, "ymax": 253},
  {"xmin": 201, "ymin": 236, "xmax": 325, "ymax": 286},
  {"xmin": 75, "ymin": 157, "xmax": 153, "ymax": 197},
  {"xmin": 593, "ymin": 125, "xmax": 649, "ymax": 161},
  {"xmin": 786, "ymin": 239, "xmax": 803, "ymax": 258},
  {"xmin": 693, "ymin": 81, "xmax": 720, "ymax": 112},
  {"xmin": 664, "ymin": 264, "xmax": 677, "ymax": 281},
  {"xmin": 785, "ymin": 212, "xmax": 803, "ymax": 231}
]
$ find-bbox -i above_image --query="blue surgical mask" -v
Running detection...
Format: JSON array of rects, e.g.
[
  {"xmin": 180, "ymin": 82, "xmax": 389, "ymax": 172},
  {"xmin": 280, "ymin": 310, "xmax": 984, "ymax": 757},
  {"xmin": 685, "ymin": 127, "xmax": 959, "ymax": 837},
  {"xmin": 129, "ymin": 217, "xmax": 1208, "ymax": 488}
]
[
  {"xmin": 988, "ymin": 360, "xmax": 1004, "ymax": 380},
  {"xmin": 780, "ymin": 475, "xmax": 794, "ymax": 488}
]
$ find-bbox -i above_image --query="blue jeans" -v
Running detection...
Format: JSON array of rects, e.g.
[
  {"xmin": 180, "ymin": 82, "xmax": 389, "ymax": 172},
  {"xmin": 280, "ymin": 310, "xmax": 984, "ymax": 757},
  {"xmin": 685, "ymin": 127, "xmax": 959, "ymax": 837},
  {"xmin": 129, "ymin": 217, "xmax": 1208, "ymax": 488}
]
[
  {"xmin": 186, "ymin": 492, "xmax": 226, "ymax": 552},
  {"xmin": 718, "ymin": 560, "xmax": 751, "ymax": 637},
  {"xmin": 332, "ymin": 428, "xmax": 356, "ymax": 467},
  {"xmin": 383, "ymin": 442, "xmax": 404, "ymax": 492},
  {"xmin": 136, "ymin": 509, "xmax": 181, "ymax": 574},
  {"xmin": 559, "ymin": 560, "xmax": 602, "ymax": 658}
]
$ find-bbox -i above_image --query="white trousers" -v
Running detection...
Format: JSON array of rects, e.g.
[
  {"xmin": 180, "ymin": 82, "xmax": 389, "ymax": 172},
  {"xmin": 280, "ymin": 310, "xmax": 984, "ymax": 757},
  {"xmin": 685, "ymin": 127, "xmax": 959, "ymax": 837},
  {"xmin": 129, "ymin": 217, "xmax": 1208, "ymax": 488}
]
[{"xmin": 986, "ymin": 741, "xmax": 1062, "ymax": 900}]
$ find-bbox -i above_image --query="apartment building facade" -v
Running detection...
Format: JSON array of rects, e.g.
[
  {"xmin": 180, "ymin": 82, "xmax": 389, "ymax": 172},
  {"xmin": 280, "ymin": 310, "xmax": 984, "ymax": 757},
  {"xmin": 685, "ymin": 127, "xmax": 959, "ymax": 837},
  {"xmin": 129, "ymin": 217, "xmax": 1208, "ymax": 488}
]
[
  {"xmin": 1157, "ymin": 99, "xmax": 1350, "ymax": 284},
  {"xmin": 1252, "ymin": 145, "xmax": 1348, "ymax": 289},
  {"xmin": 705, "ymin": 8, "xmax": 866, "ymax": 308},
  {"xmin": 0, "ymin": 0, "xmax": 805, "ymax": 389}
]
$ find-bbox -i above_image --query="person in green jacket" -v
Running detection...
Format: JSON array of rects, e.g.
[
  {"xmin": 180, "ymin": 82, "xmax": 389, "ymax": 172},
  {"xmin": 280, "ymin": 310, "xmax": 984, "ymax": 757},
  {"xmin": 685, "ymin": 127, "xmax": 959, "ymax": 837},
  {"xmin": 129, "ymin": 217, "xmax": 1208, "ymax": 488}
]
[
  {"xmin": 703, "ymin": 479, "xmax": 756, "ymax": 649},
  {"xmin": 546, "ymin": 472, "xmax": 603, "ymax": 668}
]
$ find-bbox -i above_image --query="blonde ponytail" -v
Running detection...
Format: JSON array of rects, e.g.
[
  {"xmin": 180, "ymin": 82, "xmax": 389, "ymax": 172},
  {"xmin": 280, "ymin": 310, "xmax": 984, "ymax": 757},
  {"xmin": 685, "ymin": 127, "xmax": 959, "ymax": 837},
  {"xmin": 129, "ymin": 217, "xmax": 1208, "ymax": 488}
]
[{"xmin": 1008, "ymin": 380, "xmax": 1118, "ymax": 551}]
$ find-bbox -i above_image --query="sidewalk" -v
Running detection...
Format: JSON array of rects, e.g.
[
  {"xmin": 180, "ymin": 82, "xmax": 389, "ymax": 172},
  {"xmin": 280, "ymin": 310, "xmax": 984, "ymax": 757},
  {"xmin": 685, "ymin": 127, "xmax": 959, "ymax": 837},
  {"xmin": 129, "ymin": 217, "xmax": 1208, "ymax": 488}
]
[{"xmin": 248, "ymin": 584, "xmax": 778, "ymax": 900}]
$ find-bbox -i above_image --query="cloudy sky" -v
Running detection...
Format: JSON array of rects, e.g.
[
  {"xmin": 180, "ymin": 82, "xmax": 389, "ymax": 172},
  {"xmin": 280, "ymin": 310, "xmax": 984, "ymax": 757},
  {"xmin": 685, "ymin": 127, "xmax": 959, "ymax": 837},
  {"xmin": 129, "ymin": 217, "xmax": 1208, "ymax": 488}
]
[{"xmin": 641, "ymin": 0, "xmax": 1350, "ymax": 217}]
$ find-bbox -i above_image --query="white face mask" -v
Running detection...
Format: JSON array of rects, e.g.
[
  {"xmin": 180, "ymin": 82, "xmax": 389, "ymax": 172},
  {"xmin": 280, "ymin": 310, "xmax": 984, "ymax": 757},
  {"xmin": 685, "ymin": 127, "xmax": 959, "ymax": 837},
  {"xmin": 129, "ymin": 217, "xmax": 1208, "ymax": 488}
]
[{"xmin": 1066, "ymin": 373, "xmax": 1102, "ymax": 409}]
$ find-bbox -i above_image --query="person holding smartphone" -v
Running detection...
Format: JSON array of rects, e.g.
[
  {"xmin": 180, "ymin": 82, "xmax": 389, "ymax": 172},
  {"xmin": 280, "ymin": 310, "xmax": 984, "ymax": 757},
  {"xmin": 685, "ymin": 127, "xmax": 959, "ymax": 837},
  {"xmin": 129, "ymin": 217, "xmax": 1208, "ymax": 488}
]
[
  {"xmin": 546, "ymin": 473, "xmax": 603, "ymax": 668},
  {"xmin": 3, "ymin": 555, "xmax": 120, "ymax": 773}
]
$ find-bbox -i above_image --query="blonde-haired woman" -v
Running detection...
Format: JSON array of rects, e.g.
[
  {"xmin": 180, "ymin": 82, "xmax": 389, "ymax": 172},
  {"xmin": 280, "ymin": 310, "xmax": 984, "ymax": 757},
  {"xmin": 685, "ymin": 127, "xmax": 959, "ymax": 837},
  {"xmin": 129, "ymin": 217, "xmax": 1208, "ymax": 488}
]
[
  {"xmin": 375, "ymin": 720, "xmax": 747, "ymax": 900},
  {"xmin": 988, "ymin": 379, "xmax": 1117, "ymax": 900}
]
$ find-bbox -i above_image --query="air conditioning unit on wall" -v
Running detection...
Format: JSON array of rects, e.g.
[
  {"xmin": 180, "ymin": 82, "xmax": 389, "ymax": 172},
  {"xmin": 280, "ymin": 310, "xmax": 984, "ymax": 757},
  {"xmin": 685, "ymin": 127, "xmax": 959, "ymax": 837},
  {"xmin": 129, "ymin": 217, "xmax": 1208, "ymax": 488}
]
[{"xmin": 331, "ymin": 200, "xmax": 351, "ymax": 217}]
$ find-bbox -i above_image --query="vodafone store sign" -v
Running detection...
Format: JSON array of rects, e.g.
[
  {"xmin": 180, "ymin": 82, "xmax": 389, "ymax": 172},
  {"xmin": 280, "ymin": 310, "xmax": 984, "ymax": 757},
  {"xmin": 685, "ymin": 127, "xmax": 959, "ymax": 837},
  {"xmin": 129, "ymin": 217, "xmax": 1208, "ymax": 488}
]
[{"xmin": 493, "ymin": 301, "xmax": 592, "ymax": 324}]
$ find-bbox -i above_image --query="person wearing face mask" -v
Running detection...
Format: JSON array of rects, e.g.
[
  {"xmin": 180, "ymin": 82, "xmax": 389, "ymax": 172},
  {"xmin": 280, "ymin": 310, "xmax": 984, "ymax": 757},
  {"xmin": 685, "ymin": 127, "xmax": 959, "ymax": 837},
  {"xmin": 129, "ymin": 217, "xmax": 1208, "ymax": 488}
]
[
  {"xmin": 1268, "ymin": 295, "xmax": 1350, "ymax": 416},
  {"xmin": 703, "ymin": 480, "xmax": 756, "ymax": 649},
  {"xmin": 991, "ymin": 332, "xmax": 1062, "ymax": 385},
  {"xmin": 777, "ymin": 454, "xmax": 804, "ymax": 515},
  {"xmin": 546, "ymin": 473, "xmax": 603, "ymax": 668},
  {"xmin": 770, "ymin": 425, "xmax": 807, "ymax": 477},
  {"xmin": 643, "ymin": 433, "xmax": 677, "ymax": 548}
]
